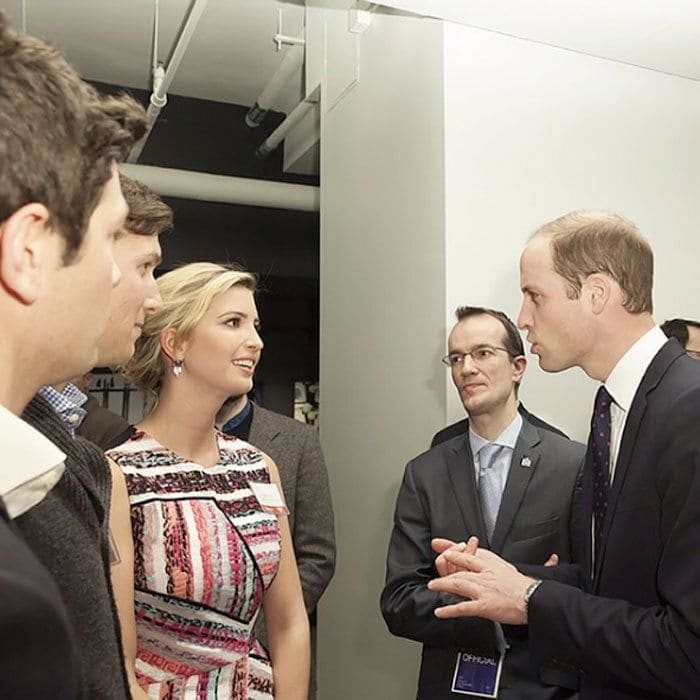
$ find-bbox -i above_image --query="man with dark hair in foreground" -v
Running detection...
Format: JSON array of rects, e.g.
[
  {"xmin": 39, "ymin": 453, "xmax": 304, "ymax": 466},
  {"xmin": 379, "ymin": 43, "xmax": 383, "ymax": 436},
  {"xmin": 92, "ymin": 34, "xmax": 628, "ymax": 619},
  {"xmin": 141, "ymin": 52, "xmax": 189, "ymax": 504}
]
[{"xmin": 0, "ymin": 12, "xmax": 145, "ymax": 697}]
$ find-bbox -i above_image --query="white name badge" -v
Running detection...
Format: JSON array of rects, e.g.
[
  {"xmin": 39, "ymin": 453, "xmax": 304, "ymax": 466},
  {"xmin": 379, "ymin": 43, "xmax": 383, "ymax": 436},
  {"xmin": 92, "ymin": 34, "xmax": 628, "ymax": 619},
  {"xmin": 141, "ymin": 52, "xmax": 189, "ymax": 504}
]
[
  {"xmin": 248, "ymin": 481, "xmax": 289, "ymax": 516},
  {"xmin": 451, "ymin": 651, "xmax": 504, "ymax": 697}
]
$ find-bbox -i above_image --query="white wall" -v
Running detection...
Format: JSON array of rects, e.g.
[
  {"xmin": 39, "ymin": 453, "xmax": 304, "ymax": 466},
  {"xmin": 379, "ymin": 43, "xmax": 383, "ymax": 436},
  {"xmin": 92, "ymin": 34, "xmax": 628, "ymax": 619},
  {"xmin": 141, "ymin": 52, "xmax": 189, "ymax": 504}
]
[
  {"xmin": 317, "ymin": 10, "xmax": 447, "ymax": 700},
  {"xmin": 443, "ymin": 21, "xmax": 700, "ymax": 441},
  {"xmin": 316, "ymin": 12, "xmax": 700, "ymax": 700}
]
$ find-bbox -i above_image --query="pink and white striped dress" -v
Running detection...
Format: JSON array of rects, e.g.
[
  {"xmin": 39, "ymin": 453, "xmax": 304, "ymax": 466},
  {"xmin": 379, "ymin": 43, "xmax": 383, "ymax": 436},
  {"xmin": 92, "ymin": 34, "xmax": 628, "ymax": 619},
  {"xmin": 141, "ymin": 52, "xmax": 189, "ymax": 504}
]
[{"xmin": 108, "ymin": 430, "xmax": 280, "ymax": 699}]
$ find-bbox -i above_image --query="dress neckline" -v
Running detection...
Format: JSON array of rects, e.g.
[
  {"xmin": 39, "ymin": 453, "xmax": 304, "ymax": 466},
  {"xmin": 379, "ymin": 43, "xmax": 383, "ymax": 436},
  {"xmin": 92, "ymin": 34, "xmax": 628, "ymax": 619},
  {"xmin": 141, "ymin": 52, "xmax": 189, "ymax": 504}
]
[{"xmin": 132, "ymin": 427, "xmax": 229, "ymax": 470}]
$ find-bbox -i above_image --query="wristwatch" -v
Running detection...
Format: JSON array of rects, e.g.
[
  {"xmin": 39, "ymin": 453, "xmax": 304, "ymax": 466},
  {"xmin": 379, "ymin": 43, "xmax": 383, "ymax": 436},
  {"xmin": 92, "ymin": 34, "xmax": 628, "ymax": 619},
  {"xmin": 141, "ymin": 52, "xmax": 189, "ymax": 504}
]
[{"xmin": 523, "ymin": 579, "xmax": 543, "ymax": 619}]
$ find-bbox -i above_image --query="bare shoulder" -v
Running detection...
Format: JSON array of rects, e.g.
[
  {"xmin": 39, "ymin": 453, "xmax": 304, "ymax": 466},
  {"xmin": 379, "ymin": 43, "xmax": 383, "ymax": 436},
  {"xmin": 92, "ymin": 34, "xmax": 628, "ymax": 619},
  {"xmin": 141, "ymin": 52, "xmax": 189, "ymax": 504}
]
[{"xmin": 106, "ymin": 457, "xmax": 129, "ymax": 492}]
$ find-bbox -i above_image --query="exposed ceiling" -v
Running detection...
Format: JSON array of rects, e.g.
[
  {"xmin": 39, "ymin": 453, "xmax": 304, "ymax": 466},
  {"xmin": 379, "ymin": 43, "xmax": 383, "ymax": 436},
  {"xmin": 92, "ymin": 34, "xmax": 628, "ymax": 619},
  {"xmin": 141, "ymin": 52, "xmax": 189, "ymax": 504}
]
[
  {"xmin": 4, "ymin": 0, "xmax": 698, "ymax": 177},
  {"xmin": 5, "ymin": 0, "xmax": 698, "ymax": 114},
  {"xmin": 375, "ymin": 0, "xmax": 700, "ymax": 81},
  {"xmin": 3, "ymin": 0, "xmax": 308, "ymax": 113}
]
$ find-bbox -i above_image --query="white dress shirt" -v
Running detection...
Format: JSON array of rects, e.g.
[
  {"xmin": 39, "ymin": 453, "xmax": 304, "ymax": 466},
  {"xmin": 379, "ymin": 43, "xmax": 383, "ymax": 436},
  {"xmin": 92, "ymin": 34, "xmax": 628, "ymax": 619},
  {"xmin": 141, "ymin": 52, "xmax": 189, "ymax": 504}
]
[
  {"xmin": 0, "ymin": 403, "xmax": 66, "ymax": 518},
  {"xmin": 604, "ymin": 326, "xmax": 668, "ymax": 482},
  {"xmin": 590, "ymin": 326, "xmax": 668, "ymax": 568}
]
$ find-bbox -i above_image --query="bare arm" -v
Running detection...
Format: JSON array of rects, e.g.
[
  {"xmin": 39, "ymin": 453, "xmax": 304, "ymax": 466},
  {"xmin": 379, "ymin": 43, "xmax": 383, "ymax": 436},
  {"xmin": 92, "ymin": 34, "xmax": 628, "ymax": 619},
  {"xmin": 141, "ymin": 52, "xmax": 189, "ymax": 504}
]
[
  {"xmin": 262, "ymin": 453, "xmax": 310, "ymax": 700},
  {"xmin": 108, "ymin": 458, "xmax": 148, "ymax": 700}
]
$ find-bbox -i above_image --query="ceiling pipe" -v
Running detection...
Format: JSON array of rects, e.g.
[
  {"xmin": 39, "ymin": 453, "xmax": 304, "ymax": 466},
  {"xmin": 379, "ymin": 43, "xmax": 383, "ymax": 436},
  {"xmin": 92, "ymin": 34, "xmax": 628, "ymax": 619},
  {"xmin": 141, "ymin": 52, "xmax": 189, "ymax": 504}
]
[
  {"xmin": 118, "ymin": 164, "xmax": 319, "ymax": 213},
  {"xmin": 255, "ymin": 100, "xmax": 316, "ymax": 159},
  {"xmin": 128, "ymin": 0, "xmax": 210, "ymax": 163},
  {"xmin": 245, "ymin": 36, "xmax": 304, "ymax": 128}
]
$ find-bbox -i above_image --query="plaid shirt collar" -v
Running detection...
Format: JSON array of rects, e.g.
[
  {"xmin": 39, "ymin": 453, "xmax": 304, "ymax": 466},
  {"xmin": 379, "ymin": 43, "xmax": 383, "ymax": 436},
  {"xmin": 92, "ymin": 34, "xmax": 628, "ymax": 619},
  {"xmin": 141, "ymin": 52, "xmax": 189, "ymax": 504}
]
[{"xmin": 38, "ymin": 383, "xmax": 88, "ymax": 437}]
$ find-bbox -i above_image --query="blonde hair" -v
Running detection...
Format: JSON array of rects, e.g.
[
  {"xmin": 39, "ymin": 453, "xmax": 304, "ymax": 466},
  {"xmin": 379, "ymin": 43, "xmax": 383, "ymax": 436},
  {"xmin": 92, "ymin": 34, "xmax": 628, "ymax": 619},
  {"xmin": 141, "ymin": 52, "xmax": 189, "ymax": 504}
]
[
  {"xmin": 532, "ymin": 210, "xmax": 653, "ymax": 314},
  {"xmin": 123, "ymin": 262, "xmax": 257, "ymax": 412}
]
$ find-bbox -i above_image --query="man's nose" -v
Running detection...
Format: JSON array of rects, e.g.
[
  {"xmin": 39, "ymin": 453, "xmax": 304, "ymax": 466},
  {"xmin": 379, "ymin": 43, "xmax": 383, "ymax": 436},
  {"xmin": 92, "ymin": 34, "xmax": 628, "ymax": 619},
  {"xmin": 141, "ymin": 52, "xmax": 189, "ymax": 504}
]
[
  {"xmin": 517, "ymin": 301, "xmax": 530, "ymax": 330},
  {"xmin": 111, "ymin": 259, "xmax": 122, "ymax": 288},
  {"xmin": 459, "ymin": 354, "xmax": 478, "ymax": 374}
]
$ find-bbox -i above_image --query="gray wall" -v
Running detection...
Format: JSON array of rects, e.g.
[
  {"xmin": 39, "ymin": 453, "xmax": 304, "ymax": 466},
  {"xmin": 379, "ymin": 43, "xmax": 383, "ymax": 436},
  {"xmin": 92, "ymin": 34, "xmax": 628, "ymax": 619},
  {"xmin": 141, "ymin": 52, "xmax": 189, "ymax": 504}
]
[{"xmin": 317, "ymin": 10, "xmax": 447, "ymax": 700}]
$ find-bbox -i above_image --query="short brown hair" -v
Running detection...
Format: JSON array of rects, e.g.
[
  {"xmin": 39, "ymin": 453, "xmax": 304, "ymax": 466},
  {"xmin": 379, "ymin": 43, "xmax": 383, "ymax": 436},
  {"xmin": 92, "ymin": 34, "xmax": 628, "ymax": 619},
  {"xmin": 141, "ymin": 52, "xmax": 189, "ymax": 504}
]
[
  {"xmin": 119, "ymin": 174, "xmax": 173, "ymax": 237},
  {"xmin": 454, "ymin": 306, "xmax": 524, "ymax": 358},
  {"xmin": 533, "ymin": 211, "xmax": 653, "ymax": 314},
  {"xmin": 0, "ymin": 13, "xmax": 146, "ymax": 262}
]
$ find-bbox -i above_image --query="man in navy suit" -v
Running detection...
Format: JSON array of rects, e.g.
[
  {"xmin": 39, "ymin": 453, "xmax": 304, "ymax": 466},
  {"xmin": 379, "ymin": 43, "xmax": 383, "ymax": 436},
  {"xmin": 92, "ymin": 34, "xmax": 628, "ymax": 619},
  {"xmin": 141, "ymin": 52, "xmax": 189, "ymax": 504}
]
[{"xmin": 429, "ymin": 211, "xmax": 700, "ymax": 699}]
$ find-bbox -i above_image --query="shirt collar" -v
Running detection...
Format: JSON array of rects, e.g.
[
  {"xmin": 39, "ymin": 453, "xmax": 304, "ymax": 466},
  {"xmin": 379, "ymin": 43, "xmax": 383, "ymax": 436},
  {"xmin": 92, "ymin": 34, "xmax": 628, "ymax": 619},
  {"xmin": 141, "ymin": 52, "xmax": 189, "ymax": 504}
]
[
  {"xmin": 61, "ymin": 382, "xmax": 88, "ymax": 408},
  {"xmin": 38, "ymin": 383, "xmax": 88, "ymax": 434},
  {"xmin": 605, "ymin": 326, "xmax": 668, "ymax": 411},
  {"xmin": 222, "ymin": 399, "xmax": 253, "ymax": 433},
  {"xmin": 0, "ymin": 403, "xmax": 65, "ymax": 518},
  {"xmin": 469, "ymin": 411, "xmax": 523, "ymax": 456}
]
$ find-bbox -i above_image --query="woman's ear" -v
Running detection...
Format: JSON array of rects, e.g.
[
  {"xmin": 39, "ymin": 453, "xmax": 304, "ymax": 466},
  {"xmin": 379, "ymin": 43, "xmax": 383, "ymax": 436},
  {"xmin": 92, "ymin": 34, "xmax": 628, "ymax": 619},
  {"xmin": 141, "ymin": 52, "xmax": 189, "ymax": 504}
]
[{"xmin": 160, "ymin": 328, "xmax": 186, "ymax": 362}]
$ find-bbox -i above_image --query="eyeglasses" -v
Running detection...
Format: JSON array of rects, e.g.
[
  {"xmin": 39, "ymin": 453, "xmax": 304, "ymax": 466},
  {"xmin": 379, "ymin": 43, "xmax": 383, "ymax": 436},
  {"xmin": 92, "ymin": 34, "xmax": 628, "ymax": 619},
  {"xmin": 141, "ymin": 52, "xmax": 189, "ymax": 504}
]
[
  {"xmin": 686, "ymin": 349, "xmax": 700, "ymax": 361},
  {"xmin": 441, "ymin": 345, "xmax": 513, "ymax": 368}
]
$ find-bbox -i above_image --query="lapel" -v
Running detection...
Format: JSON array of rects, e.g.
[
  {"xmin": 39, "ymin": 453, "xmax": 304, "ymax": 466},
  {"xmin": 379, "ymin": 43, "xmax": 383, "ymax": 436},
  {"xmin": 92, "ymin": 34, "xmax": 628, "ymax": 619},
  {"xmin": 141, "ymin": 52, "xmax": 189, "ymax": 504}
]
[
  {"xmin": 490, "ymin": 419, "xmax": 541, "ymax": 553},
  {"xmin": 444, "ymin": 435, "xmax": 488, "ymax": 542},
  {"xmin": 581, "ymin": 431, "xmax": 595, "ymax": 583},
  {"xmin": 593, "ymin": 340, "xmax": 681, "ymax": 586},
  {"xmin": 248, "ymin": 404, "xmax": 281, "ymax": 451}
]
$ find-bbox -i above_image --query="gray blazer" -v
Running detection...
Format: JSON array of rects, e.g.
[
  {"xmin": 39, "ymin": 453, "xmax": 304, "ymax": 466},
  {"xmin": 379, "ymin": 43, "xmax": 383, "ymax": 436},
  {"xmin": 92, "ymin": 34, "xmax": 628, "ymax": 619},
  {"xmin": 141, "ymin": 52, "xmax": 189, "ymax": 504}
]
[
  {"xmin": 248, "ymin": 404, "xmax": 336, "ymax": 612},
  {"xmin": 381, "ymin": 418, "xmax": 585, "ymax": 700}
]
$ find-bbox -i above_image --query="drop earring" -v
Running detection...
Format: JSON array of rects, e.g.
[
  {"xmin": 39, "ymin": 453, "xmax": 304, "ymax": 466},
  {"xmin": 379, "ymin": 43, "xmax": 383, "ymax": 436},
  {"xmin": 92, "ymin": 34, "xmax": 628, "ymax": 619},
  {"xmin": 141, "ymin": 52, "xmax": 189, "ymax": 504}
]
[{"xmin": 172, "ymin": 359, "xmax": 183, "ymax": 377}]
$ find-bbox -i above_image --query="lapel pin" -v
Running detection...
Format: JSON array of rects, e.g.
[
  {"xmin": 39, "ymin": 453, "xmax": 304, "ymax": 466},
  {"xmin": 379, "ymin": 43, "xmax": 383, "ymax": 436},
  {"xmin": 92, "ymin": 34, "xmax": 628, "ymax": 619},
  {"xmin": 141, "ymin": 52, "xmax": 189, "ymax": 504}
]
[{"xmin": 521, "ymin": 456, "xmax": 532, "ymax": 468}]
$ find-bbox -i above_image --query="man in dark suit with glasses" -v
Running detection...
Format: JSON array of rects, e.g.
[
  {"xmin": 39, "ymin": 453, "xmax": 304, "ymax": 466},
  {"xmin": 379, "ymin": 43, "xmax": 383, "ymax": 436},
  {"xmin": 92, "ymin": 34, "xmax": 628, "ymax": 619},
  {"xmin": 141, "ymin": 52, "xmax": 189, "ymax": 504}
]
[{"xmin": 381, "ymin": 305, "xmax": 584, "ymax": 699}]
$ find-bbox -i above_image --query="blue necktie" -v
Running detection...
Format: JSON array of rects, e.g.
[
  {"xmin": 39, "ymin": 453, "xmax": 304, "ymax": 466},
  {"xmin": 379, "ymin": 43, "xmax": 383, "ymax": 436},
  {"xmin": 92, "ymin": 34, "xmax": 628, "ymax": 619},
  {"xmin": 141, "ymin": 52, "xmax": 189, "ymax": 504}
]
[
  {"xmin": 591, "ymin": 386, "xmax": 613, "ymax": 557},
  {"xmin": 477, "ymin": 443, "xmax": 509, "ymax": 655},
  {"xmin": 478, "ymin": 443, "xmax": 503, "ymax": 540}
]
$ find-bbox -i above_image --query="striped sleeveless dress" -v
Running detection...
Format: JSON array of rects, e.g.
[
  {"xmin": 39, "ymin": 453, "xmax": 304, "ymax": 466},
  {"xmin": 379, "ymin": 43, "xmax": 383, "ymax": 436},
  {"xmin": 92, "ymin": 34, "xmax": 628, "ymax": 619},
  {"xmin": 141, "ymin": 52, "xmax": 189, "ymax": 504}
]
[{"xmin": 108, "ymin": 430, "xmax": 280, "ymax": 699}]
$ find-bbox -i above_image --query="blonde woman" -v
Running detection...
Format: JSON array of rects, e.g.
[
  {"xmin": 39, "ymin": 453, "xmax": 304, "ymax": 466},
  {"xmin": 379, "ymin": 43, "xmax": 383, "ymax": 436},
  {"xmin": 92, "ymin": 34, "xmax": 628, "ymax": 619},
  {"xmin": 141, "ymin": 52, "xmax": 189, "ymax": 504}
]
[{"xmin": 108, "ymin": 262, "xmax": 309, "ymax": 699}]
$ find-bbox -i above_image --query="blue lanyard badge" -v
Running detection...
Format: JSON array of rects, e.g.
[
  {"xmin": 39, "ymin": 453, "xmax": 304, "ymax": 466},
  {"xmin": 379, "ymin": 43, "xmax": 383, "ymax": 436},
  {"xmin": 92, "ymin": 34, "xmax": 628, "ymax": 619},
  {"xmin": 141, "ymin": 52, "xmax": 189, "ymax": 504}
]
[{"xmin": 451, "ymin": 651, "xmax": 504, "ymax": 697}]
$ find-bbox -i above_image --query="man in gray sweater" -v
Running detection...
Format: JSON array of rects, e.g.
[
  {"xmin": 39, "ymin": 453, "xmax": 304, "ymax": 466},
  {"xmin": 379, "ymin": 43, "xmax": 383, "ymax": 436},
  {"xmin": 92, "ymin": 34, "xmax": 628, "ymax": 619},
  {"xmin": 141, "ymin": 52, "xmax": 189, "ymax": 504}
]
[{"xmin": 18, "ymin": 176, "xmax": 172, "ymax": 698}]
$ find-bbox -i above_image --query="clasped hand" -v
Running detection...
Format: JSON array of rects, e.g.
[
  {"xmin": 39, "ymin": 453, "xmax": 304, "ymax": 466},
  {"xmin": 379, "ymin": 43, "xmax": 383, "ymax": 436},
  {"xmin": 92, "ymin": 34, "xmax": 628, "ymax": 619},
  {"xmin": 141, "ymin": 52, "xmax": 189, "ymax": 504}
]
[{"xmin": 428, "ymin": 537, "xmax": 555, "ymax": 625}]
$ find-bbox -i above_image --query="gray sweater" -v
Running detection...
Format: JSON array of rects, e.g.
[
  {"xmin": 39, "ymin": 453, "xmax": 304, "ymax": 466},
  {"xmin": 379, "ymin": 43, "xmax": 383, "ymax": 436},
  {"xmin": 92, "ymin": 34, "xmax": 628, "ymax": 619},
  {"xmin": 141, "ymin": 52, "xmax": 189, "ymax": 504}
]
[{"xmin": 19, "ymin": 395, "xmax": 129, "ymax": 699}]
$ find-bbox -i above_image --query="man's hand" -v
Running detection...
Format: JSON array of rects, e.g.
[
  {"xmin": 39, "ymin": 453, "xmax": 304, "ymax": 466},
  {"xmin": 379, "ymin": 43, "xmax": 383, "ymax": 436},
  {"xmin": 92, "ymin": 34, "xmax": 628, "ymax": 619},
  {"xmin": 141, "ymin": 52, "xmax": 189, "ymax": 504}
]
[
  {"xmin": 427, "ymin": 547, "xmax": 537, "ymax": 625},
  {"xmin": 431, "ymin": 536, "xmax": 479, "ymax": 576}
]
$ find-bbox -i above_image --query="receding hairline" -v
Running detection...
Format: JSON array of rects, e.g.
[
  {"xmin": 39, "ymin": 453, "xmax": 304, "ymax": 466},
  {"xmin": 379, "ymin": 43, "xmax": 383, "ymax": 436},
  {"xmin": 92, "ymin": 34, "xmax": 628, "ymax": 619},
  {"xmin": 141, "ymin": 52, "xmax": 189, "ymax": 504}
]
[
  {"xmin": 450, "ymin": 309, "xmax": 513, "ymax": 346},
  {"xmin": 530, "ymin": 210, "xmax": 638, "ymax": 238}
]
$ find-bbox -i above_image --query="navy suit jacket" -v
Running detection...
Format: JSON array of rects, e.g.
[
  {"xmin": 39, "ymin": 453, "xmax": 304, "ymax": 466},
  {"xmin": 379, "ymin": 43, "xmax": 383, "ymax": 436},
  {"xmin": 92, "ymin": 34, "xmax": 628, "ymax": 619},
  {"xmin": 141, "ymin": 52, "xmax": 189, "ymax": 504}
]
[{"xmin": 528, "ymin": 339, "xmax": 700, "ymax": 699}]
